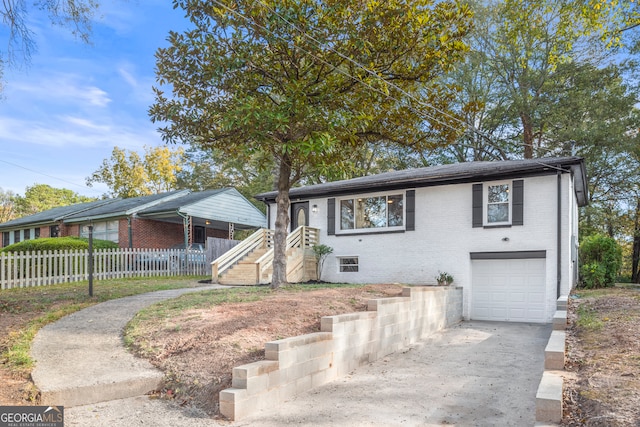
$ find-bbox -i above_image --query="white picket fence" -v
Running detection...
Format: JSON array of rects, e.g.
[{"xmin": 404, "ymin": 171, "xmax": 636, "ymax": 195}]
[{"xmin": 0, "ymin": 248, "xmax": 209, "ymax": 290}]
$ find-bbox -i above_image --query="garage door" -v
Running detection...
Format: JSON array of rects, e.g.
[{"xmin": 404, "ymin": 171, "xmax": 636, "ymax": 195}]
[{"xmin": 471, "ymin": 257, "xmax": 547, "ymax": 323}]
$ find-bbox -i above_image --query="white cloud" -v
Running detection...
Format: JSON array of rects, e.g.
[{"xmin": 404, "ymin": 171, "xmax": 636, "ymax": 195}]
[
  {"xmin": 118, "ymin": 66, "xmax": 139, "ymax": 89},
  {"xmin": 10, "ymin": 73, "xmax": 111, "ymax": 108},
  {"xmin": 0, "ymin": 115, "xmax": 161, "ymax": 150}
]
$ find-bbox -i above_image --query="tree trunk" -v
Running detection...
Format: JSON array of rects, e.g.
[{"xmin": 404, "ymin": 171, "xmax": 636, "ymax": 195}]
[
  {"xmin": 520, "ymin": 112, "xmax": 534, "ymax": 159},
  {"xmin": 271, "ymin": 158, "xmax": 291, "ymax": 289},
  {"xmin": 632, "ymin": 197, "xmax": 640, "ymax": 283}
]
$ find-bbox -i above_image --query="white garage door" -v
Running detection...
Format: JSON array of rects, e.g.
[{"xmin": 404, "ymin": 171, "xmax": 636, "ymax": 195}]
[{"xmin": 471, "ymin": 258, "xmax": 547, "ymax": 323}]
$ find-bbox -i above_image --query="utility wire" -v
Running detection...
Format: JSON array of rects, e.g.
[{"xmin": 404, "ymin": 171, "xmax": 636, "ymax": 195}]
[
  {"xmin": 255, "ymin": 0, "xmax": 572, "ymax": 172},
  {"xmin": 209, "ymin": 0, "xmax": 460, "ymax": 133},
  {"xmin": 0, "ymin": 158, "xmax": 102, "ymax": 194},
  {"xmin": 206, "ymin": 1, "xmax": 573, "ymax": 173}
]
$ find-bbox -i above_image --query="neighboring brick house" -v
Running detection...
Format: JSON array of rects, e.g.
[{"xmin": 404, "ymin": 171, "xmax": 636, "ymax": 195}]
[
  {"xmin": 255, "ymin": 157, "xmax": 588, "ymax": 323},
  {"xmin": 0, "ymin": 188, "xmax": 266, "ymax": 249}
]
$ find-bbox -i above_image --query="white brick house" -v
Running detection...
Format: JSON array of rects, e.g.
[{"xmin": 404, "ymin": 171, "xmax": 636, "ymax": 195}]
[{"xmin": 256, "ymin": 157, "xmax": 588, "ymax": 323}]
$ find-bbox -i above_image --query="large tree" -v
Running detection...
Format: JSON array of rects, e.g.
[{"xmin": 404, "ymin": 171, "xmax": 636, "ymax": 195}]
[
  {"xmin": 86, "ymin": 145, "xmax": 186, "ymax": 198},
  {"xmin": 150, "ymin": 0, "xmax": 473, "ymax": 288},
  {"xmin": 459, "ymin": 0, "xmax": 636, "ymax": 159}
]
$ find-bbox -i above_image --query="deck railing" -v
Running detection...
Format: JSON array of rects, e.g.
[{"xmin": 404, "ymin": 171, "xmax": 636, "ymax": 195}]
[
  {"xmin": 254, "ymin": 226, "xmax": 319, "ymax": 284},
  {"xmin": 211, "ymin": 228, "xmax": 274, "ymax": 282},
  {"xmin": 211, "ymin": 227, "xmax": 320, "ymax": 284}
]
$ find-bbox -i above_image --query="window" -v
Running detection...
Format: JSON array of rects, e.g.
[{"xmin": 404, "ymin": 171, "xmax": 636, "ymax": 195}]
[
  {"xmin": 339, "ymin": 257, "xmax": 359, "ymax": 272},
  {"xmin": 81, "ymin": 221, "xmax": 119, "ymax": 243},
  {"xmin": 50, "ymin": 225, "xmax": 60, "ymax": 238},
  {"xmin": 486, "ymin": 183, "xmax": 510, "ymax": 224},
  {"xmin": 2, "ymin": 232, "xmax": 9, "ymax": 247},
  {"xmin": 14, "ymin": 230, "xmax": 20, "ymax": 243},
  {"xmin": 339, "ymin": 193, "xmax": 403, "ymax": 231},
  {"xmin": 472, "ymin": 180, "xmax": 524, "ymax": 228},
  {"xmin": 35, "ymin": 228, "xmax": 40, "ymax": 239},
  {"xmin": 24, "ymin": 229, "xmax": 30, "ymax": 240}
]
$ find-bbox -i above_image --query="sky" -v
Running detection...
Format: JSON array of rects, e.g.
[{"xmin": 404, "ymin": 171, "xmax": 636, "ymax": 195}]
[{"xmin": 0, "ymin": 0, "xmax": 192, "ymax": 198}]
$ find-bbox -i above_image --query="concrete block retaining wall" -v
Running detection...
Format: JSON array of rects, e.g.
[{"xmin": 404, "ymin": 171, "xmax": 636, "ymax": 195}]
[
  {"xmin": 535, "ymin": 296, "xmax": 567, "ymax": 424},
  {"xmin": 220, "ymin": 286, "xmax": 463, "ymax": 421}
]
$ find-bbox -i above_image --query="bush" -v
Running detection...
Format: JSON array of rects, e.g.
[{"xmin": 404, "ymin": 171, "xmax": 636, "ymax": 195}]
[
  {"xmin": 579, "ymin": 262, "xmax": 607, "ymax": 289},
  {"xmin": 0, "ymin": 237, "xmax": 119, "ymax": 253},
  {"xmin": 312, "ymin": 244, "xmax": 333, "ymax": 282},
  {"xmin": 579, "ymin": 234, "xmax": 622, "ymax": 288}
]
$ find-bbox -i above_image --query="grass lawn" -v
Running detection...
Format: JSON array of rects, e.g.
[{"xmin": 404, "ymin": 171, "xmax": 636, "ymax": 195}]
[{"xmin": 0, "ymin": 276, "xmax": 207, "ymax": 381}]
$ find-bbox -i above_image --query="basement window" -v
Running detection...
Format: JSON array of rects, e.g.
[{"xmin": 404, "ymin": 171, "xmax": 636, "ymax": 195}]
[{"xmin": 338, "ymin": 256, "xmax": 359, "ymax": 272}]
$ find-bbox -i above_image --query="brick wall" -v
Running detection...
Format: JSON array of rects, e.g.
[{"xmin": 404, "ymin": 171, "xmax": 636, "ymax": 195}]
[
  {"xmin": 128, "ymin": 218, "xmax": 184, "ymax": 249},
  {"xmin": 220, "ymin": 286, "xmax": 463, "ymax": 421},
  {"xmin": 125, "ymin": 218, "xmax": 231, "ymax": 249},
  {"xmin": 60, "ymin": 224, "xmax": 80, "ymax": 238},
  {"xmin": 40, "ymin": 226, "xmax": 51, "ymax": 238}
]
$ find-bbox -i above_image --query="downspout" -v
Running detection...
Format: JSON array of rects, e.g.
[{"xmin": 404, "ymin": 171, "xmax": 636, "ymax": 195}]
[
  {"xmin": 127, "ymin": 216, "xmax": 133, "ymax": 249},
  {"xmin": 557, "ymin": 171, "xmax": 562, "ymax": 298},
  {"xmin": 177, "ymin": 210, "xmax": 190, "ymax": 248},
  {"xmin": 266, "ymin": 202, "xmax": 271, "ymax": 229}
]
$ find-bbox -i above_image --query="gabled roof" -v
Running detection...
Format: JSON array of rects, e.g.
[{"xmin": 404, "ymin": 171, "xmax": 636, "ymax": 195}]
[
  {"xmin": 137, "ymin": 189, "xmax": 227, "ymax": 214},
  {"xmin": 255, "ymin": 156, "xmax": 588, "ymax": 206},
  {"xmin": 0, "ymin": 188, "xmax": 267, "ymax": 231},
  {"xmin": 0, "ymin": 199, "xmax": 114, "ymax": 229},
  {"xmin": 138, "ymin": 188, "xmax": 266, "ymax": 229},
  {"xmin": 62, "ymin": 191, "xmax": 189, "ymax": 223}
]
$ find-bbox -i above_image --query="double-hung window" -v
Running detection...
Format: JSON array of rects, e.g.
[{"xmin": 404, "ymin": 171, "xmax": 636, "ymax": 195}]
[
  {"xmin": 339, "ymin": 193, "xmax": 404, "ymax": 232},
  {"xmin": 486, "ymin": 182, "xmax": 510, "ymax": 225},
  {"xmin": 472, "ymin": 180, "xmax": 524, "ymax": 228}
]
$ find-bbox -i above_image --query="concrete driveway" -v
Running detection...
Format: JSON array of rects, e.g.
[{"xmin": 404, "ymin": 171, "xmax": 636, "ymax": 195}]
[
  {"xmin": 234, "ymin": 321, "xmax": 551, "ymax": 426},
  {"xmin": 66, "ymin": 321, "xmax": 550, "ymax": 427}
]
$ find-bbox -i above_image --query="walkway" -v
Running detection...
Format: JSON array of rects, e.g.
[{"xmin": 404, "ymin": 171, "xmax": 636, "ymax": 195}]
[{"xmin": 31, "ymin": 284, "xmax": 224, "ymax": 407}]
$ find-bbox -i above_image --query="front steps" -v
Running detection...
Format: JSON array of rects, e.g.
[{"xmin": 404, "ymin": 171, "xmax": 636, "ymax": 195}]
[
  {"xmin": 218, "ymin": 248, "xmax": 317, "ymax": 285},
  {"xmin": 219, "ymin": 249, "xmax": 267, "ymax": 285}
]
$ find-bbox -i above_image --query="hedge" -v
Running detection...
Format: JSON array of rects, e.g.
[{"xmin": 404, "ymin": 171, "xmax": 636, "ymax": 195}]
[{"xmin": 0, "ymin": 237, "xmax": 119, "ymax": 253}]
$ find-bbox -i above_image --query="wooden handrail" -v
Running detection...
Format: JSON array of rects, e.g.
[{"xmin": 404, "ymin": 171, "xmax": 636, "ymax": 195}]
[
  {"xmin": 211, "ymin": 228, "xmax": 274, "ymax": 282},
  {"xmin": 254, "ymin": 226, "xmax": 319, "ymax": 283}
]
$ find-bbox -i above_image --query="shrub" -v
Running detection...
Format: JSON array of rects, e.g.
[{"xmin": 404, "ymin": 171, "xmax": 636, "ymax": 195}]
[
  {"xmin": 579, "ymin": 262, "xmax": 607, "ymax": 289},
  {"xmin": 0, "ymin": 237, "xmax": 119, "ymax": 253},
  {"xmin": 436, "ymin": 271, "xmax": 454, "ymax": 285},
  {"xmin": 579, "ymin": 234, "xmax": 622, "ymax": 288},
  {"xmin": 312, "ymin": 244, "xmax": 333, "ymax": 282}
]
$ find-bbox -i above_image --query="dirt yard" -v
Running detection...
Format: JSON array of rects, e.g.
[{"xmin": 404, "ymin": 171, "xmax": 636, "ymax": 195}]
[
  {"xmin": 125, "ymin": 283, "xmax": 404, "ymax": 416},
  {"xmin": 563, "ymin": 286, "xmax": 640, "ymax": 426}
]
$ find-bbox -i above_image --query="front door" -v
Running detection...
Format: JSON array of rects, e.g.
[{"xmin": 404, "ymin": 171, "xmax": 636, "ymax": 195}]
[{"xmin": 291, "ymin": 202, "xmax": 309, "ymax": 230}]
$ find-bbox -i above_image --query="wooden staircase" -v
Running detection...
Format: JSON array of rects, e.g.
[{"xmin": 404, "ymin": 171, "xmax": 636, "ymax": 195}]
[{"xmin": 212, "ymin": 227, "xmax": 319, "ymax": 286}]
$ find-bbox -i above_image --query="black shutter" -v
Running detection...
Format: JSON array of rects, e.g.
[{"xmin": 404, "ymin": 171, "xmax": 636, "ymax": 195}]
[
  {"xmin": 472, "ymin": 184, "xmax": 483, "ymax": 228},
  {"xmin": 512, "ymin": 180, "xmax": 524, "ymax": 226},
  {"xmin": 406, "ymin": 190, "xmax": 415, "ymax": 231},
  {"xmin": 327, "ymin": 198, "xmax": 335, "ymax": 235}
]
